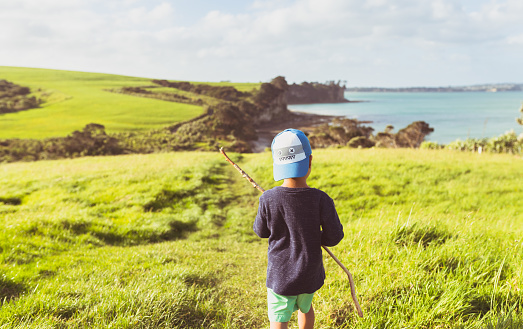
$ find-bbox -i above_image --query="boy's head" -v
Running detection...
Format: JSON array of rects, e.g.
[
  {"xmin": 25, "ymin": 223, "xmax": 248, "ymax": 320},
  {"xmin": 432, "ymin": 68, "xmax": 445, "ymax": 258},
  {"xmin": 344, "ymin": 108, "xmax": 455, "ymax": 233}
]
[{"xmin": 271, "ymin": 129, "xmax": 312, "ymax": 181}]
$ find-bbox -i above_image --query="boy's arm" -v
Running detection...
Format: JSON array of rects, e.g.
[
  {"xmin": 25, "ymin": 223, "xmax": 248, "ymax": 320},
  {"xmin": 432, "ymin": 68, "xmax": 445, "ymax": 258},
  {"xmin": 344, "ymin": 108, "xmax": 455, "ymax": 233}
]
[
  {"xmin": 253, "ymin": 196, "xmax": 270, "ymax": 238},
  {"xmin": 320, "ymin": 195, "xmax": 344, "ymax": 247}
]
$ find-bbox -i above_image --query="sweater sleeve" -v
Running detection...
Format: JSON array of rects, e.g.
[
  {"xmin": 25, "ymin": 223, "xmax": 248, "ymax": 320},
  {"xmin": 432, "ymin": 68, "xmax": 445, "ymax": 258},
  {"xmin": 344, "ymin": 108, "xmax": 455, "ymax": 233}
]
[
  {"xmin": 253, "ymin": 194, "xmax": 270, "ymax": 238},
  {"xmin": 319, "ymin": 194, "xmax": 344, "ymax": 246}
]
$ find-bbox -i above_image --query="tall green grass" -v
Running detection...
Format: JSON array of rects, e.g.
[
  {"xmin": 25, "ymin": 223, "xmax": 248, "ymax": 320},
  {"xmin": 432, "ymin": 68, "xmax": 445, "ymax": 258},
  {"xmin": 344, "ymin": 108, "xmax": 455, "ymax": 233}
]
[{"xmin": 0, "ymin": 149, "xmax": 522, "ymax": 328}]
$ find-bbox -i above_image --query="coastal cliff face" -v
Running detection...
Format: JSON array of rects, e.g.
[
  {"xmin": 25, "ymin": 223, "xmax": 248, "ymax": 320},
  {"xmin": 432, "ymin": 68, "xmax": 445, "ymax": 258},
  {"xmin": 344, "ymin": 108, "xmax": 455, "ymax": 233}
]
[
  {"xmin": 251, "ymin": 76, "xmax": 290, "ymax": 124},
  {"xmin": 251, "ymin": 77, "xmax": 350, "ymax": 122},
  {"xmin": 255, "ymin": 93, "xmax": 288, "ymax": 123},
  {"xmin": 286, "ymin": 81, "xmax": 347, "ymax": 104},
  {"xmin": 161, "ymin": 77, "xmax": 292, "ymax": 153}
]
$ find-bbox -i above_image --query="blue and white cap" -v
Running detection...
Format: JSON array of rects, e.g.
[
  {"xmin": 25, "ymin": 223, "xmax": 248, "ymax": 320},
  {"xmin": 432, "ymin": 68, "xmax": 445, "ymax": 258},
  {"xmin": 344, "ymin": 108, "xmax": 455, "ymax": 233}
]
[{"xmin": 271, "ymin": 128, "xmax": 312, "ymax": 181}]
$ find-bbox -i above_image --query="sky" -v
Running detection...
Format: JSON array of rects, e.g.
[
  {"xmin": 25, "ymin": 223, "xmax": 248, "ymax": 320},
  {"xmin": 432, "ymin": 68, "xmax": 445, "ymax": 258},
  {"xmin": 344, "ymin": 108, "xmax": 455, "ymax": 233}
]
[{"xmin": 1, "ymin": 0, "xmax": 523, "ymax": 87}]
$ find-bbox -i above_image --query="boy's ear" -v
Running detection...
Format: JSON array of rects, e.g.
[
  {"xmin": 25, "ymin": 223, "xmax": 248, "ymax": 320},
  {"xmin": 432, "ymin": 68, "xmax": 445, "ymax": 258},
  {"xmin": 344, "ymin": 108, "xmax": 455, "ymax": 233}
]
[{"xmin": 309, "ymin": 155, "xmax": 313, "ymax": 168}]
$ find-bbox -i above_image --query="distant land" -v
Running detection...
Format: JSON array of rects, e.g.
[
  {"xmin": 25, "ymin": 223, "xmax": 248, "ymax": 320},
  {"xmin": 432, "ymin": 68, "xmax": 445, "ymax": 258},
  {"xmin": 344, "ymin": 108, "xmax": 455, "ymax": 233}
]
[{"xmin": 346, "ymin": 83, "xmax": 523, "ymax": 92}]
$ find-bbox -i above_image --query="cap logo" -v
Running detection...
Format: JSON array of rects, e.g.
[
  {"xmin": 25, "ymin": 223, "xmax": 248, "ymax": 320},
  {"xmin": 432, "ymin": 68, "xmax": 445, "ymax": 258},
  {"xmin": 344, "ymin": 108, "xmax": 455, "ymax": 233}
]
[{"xmin": 273, "ymin": 145, "xmax": 305, "ymax": 164}]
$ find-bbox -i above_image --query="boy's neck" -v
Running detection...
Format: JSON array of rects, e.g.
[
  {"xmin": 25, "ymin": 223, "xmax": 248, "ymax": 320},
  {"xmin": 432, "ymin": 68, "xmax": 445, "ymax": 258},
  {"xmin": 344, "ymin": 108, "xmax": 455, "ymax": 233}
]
[{"xmin": 281, "ymin": 177, "xmax": 309, "ymax": 188}]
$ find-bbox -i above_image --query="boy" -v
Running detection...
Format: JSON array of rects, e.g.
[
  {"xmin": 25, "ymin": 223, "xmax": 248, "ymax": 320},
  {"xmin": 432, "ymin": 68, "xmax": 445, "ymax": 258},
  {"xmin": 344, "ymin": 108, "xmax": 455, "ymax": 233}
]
[{"xmin": 254, "ymin": 129, "xmax": 344, "ymax": 329}]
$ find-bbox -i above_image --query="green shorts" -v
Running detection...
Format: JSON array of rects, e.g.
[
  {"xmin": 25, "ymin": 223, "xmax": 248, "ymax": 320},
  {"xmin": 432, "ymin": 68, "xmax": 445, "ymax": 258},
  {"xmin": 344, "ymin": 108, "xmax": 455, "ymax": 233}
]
[{"xmin": 267, "ymin": 288, "xmax": 315, "ymax": 323}]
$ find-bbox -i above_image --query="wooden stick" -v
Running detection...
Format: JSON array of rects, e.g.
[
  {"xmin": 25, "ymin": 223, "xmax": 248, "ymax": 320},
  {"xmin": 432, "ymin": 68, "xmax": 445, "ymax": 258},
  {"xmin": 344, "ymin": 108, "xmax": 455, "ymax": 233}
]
[
  {"xmin": 220, "ymin": 148, "xmax": 265, "ymax": 193},
  {"xmin": 219, "ymin": 147, "xmax": 364, "ymax": 318},
  {"xmin": 322, "ymin": 244, "xmax": 364, "ymax": 318}
]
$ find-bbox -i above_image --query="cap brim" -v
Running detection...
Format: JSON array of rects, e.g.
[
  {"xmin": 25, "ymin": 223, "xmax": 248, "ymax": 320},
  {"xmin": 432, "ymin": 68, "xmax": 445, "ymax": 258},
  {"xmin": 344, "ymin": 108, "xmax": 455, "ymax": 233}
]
[{"xmin": 273, "ymin": 157, "xmax": 309, "ymax": 181}]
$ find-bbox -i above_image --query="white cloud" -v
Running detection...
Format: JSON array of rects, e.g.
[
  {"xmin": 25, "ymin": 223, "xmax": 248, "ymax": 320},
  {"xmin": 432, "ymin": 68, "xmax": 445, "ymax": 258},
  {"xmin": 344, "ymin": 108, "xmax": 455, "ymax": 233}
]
[
  {"xmin": 507, "ymin": 34, "xmax": 523, "ymax": 45},
  {"xmin": 430, "ymin": 0, "xmax": 459, "ymax": 20},
  {"xmin": 0, "ymin": 0, "xmax": 522, "ymax": 86},
  {"xmin": 122, "ymin": 2, "xmax": 175, "ymax": 26}
]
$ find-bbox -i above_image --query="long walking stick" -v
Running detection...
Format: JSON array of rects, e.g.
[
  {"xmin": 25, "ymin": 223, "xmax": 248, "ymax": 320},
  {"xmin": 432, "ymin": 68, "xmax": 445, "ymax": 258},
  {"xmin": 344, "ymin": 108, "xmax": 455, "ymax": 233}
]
[{"xmin": 220, "ymin": 147, "xmax": 364, "ymax": 318}]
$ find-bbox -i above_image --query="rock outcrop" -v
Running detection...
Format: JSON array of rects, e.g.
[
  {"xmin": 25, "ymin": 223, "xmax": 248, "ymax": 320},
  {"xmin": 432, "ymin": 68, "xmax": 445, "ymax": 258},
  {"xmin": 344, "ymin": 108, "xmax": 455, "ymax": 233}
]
[
  {"xmin": 286, "ymin": 80, "xmax": 348, "ymax": 104},
  {"xmin": 251, "ymin": 76, "xmax": 290, "ymax": 124}
]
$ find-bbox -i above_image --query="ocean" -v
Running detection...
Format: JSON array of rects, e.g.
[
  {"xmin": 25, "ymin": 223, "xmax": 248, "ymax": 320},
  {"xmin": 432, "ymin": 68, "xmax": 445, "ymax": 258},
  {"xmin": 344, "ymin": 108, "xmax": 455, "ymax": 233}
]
[{"xmin": 288, "ymin": 91, "xmax": 523, "ymax": 144}]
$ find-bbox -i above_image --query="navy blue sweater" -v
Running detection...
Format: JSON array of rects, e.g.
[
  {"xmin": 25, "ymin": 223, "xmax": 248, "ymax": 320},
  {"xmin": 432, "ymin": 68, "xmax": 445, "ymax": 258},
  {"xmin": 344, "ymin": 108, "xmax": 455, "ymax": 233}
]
[{"xmin": 254, "ymin": 186, "xmax": 344, "ymax": 295}]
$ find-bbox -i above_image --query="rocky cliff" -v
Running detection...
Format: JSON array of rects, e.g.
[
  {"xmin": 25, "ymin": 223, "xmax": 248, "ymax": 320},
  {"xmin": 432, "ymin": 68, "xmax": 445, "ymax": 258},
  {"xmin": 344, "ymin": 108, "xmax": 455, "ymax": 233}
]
[
  {"xmin": 251, "ymin": 76, "xmax": 290, "ymax": 124},
  {"xmin": 286, "ymin": 81, "xmax": 348, "ymax": 104}
]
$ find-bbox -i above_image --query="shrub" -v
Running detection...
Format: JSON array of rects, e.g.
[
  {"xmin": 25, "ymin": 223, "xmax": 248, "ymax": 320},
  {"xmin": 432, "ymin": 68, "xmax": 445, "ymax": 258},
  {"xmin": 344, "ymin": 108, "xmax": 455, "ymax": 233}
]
[
  {"xmin": 486, "ymin": 130, "xmax": 521, "ymax": 154},
  {"xmin": 395, "ymin": 121, "xmax": 434, "ymax": 148},
  {"xmin": 309, "ymin": 118, "xmax": 375, "ymax": 148},
  {"xmin": 517, "ymin": 103, "xmax": 523, "ymax": 126},
  {"xmin": 445, "ymin": 131, "xmax": 522, "ymax": 155},
  {"xmin": 152, "ymin": 80, "xmax": 248, "ymax": 102},
  {"xmin": 0, "ymin": 124, "xmax": 123, "ymax": 162},
  {"xmin": 347, "ymin": 136, "xmax": 375, "ymax": 148},
  {"xmin": 0, "ymin": 80, "xmax": 41, "ymax": 114},
  {"xmin": 420, "ymin": 141, "xmax": 443, "ymax": 150}
]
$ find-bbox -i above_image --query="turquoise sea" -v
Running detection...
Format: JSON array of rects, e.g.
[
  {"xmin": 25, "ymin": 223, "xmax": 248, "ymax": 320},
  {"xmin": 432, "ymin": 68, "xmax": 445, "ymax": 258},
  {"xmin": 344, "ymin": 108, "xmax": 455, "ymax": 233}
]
[{"xmin": 289, "ymin": 92, "xmax": 523, "ymax": 144}]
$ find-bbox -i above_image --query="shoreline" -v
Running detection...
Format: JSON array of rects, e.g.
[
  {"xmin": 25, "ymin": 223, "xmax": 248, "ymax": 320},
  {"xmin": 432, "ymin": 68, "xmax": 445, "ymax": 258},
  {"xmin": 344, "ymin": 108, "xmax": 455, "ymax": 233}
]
[
  {"xmin": 251, "ymin": 110, "xmax": 341, "ymax": 152},
  {"xmin": 287, "ymin": 100, "xmax": 367, "ymax": 105}
]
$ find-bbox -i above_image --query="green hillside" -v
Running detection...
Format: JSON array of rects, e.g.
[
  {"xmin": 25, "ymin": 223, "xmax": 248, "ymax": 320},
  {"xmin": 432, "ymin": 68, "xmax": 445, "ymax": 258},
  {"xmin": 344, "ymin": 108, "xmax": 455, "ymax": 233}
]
[
  {"xmin": 0, "ymin": 67, "xmax": 260, "ymax": 140},
  {"xmin": 1, "ymin": 148, "xmax": 521, "ymax": 328}
]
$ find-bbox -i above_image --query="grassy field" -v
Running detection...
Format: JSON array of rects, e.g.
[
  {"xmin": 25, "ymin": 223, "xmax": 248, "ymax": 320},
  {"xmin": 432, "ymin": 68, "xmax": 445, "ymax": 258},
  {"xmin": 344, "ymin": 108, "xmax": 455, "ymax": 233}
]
[
  {"xmin": 0, "ymin": 148, "xmax": 522, "ymax": 328},
  {"xmin": 0, "ymin": 67, "xmax": 261, "ymax": 140}
]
